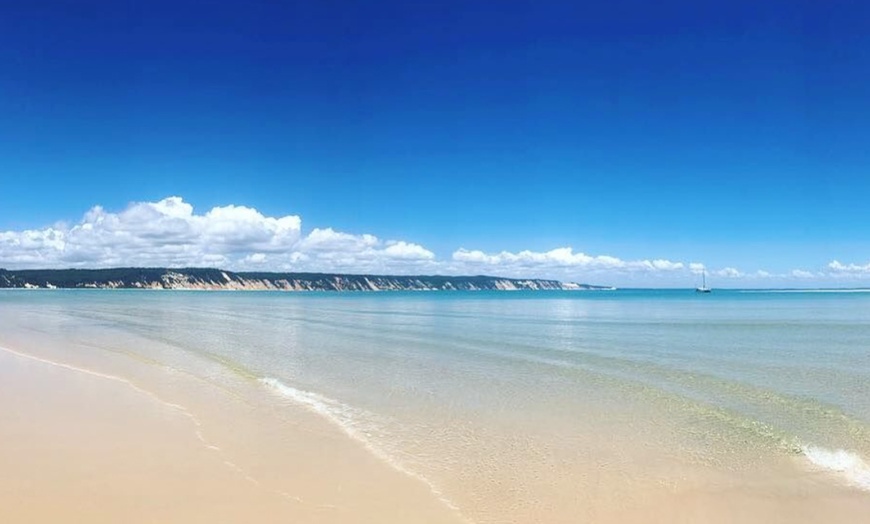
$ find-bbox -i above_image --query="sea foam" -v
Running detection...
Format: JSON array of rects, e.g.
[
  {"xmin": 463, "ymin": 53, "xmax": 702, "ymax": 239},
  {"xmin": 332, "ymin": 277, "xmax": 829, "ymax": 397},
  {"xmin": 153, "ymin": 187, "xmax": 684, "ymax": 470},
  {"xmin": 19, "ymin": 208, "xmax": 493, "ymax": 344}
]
[
  {"xmin": 802, "ymin": 446, "xmax": 870, "ymax": 491},
  {"xmin": 259, "ymin": 377, "xmax": 471, "ymax": 522},
  {"xmin": 260, "ymin": 377, "xmax": 360, "ymax": 427}
]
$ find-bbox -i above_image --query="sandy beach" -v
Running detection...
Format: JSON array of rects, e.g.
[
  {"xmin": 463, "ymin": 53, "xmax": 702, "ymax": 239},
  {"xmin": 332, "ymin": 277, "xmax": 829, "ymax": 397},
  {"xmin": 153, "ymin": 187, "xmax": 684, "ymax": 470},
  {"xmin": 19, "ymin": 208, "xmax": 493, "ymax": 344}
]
[
  {"xmin": 0, "ymin": 340, "xmax": 464, "ymax": 524},
  {"xmin": 4, "ymin": 336, "xmax": 870, "ymax": 524}
]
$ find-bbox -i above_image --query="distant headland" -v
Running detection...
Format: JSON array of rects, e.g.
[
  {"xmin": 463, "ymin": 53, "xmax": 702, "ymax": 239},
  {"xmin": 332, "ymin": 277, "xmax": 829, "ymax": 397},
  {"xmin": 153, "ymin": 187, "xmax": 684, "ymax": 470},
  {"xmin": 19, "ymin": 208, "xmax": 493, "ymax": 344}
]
[{"xmin": 0, "ymin": 267, "xmax": 613, "ymax": 291}]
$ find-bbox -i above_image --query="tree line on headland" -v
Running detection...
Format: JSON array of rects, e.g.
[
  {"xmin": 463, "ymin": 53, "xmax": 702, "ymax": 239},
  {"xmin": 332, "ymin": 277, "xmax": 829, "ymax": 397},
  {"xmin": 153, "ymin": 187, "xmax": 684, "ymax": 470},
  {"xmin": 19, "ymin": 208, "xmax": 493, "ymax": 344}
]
[{"xmin": 0, "ymin": 267, "xmax": 609, "ymax": 291}]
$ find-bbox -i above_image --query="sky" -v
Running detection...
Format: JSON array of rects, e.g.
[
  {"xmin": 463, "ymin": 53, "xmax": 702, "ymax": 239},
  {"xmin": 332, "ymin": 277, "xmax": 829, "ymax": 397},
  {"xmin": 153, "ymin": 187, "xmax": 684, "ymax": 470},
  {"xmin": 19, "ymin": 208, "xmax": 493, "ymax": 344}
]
[{"xmin": 1, "ymin": 1, "xmax": 869, "ymax": 287}]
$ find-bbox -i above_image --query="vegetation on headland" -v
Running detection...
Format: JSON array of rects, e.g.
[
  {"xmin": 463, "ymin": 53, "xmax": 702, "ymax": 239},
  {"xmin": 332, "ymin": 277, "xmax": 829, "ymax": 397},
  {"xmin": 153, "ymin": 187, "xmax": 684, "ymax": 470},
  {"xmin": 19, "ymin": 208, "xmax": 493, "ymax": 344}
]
[{"xmin": 0, "ymin": 267, "xmax": 611, "ymax": 291}]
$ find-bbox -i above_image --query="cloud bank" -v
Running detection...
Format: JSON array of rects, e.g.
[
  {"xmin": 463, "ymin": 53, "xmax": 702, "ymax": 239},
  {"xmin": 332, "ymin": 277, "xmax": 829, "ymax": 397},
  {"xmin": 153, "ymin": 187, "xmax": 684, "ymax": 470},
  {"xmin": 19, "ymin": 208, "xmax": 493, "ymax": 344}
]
[
  {"xmin": 0, "ymin": 196, "xmax": 865, "ymax": 286},
  {"xmin": 451, "ymin": 248, "xmax": 685, "ymax": 274},
  {"xmin": 828, "ymin": 260, "xmax": 870, "ymax": 275},
  {"xmin": 0, "ymin": 197, "xmax": 434, "ymax": 273}
]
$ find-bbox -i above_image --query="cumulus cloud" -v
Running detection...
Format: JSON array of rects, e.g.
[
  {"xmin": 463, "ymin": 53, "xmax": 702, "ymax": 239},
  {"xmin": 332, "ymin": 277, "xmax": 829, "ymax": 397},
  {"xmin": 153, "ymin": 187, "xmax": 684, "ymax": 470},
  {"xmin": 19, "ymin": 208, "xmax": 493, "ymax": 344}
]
[
  {"xmin": 383, "ymin": 241, "xmax": 436, "ymax": 260},
  {"xmin": 827, "ymin": 260, "xmax": 870, "ymax": 274},
  {"xmin": 0, "ymin": 196, "xmax": 434, "ymax": 272},
  {"xmin": 3, "ymin": 195, "xmax": 857, "ymax": 286},
  {"xmin": 715, "ymin": 267, "xmax": 743, "ymax": 278},
  {"xmin": 289, "ymin": 228, "xmax": 435, "ymax": 271},
  {"xmin": 689, "ymin": 262, "xmax": 706, "ymax": 274},
  {"xmin": 0, "ymin": 196, "xmax": 697, "ymax": 282},
  {"xmin": 451, "ymin": 247, "xmax": 684, "ymax": 274}
]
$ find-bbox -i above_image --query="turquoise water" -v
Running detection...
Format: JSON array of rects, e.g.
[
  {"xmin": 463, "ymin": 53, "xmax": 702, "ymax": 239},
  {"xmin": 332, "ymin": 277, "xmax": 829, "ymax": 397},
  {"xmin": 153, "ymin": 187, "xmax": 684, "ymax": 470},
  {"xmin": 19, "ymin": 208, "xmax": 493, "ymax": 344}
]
[{"xmin": 2, "ymin": 289, "xmax": 870, "ymax": 517}]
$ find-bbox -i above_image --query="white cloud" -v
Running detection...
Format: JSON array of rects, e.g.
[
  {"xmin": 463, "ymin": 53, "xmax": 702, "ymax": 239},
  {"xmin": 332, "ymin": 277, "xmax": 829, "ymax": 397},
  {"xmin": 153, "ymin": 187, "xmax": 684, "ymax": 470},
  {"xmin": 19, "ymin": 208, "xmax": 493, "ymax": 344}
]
[
  {"xmin": 715, "ymin": 267, "xmax": 743, "ymax": 278},
  {"xmin": 383, "ymin": 241, "xmax": 436, "ymax": 260},
  {"xmin": 451, "ymin": 247, "xmax": 684, "ymax": 274},
  {"xmin": 0, "ymin": 196, "xmax": 434, "ymax": 273},
  {"xmin": 297, "ymin": 228, "xmax": 378, "ymax": 253},
  {"xmin": 243, "ymin": 253, "xmax": 268, "ymax": 264},
  {"xmin": 827, "ymin": 260, "xmax": 870, "ymax": 274},
  {"xmin": 648, "ymin": 259, "xmax": 685, "ymax": 271},
  {"xmin": 3, "ymin": 196, "xmax": 864, "ymax": 287},
  {"xmin": 0, "ymin": 199, "xmax": 692, "ymax": 281}
]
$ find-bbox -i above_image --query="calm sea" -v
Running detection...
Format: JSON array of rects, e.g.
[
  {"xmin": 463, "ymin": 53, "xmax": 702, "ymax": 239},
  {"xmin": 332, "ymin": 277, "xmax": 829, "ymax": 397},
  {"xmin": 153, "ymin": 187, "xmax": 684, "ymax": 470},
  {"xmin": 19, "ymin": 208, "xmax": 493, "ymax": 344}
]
[{"xmin": 2, "ymin": 289, "xmax": 869, "ymax": 520}]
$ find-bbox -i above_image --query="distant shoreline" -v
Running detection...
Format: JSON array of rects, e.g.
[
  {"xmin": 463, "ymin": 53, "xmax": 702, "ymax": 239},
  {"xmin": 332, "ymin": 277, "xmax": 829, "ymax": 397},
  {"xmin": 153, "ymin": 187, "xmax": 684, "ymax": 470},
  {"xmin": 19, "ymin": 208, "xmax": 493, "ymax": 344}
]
[{"xmin": 0, "ymin": 267, "xmax": 613, "ymax": 292}]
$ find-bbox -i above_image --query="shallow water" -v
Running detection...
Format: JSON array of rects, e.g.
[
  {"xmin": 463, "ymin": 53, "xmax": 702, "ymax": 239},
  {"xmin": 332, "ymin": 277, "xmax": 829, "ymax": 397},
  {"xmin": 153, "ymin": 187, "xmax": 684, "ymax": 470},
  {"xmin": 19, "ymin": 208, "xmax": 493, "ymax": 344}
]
[{"xmin": 2, "ymin": 289, "xmax": 870, "ymax": 522}]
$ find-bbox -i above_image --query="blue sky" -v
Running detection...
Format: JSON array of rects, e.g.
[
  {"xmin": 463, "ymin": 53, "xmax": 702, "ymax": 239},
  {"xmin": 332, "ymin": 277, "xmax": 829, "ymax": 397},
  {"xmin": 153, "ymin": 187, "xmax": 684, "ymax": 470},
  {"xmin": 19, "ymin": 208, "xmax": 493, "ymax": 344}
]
[{"xmin": 1, "ymin": 1, "xmax": 869, "ymax": 286}]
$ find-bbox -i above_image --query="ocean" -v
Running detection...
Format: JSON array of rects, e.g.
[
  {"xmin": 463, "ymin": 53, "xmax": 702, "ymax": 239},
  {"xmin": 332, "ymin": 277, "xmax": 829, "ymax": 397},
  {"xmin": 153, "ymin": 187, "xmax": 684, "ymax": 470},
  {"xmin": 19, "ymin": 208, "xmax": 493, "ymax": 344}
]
[{"xmin": 2, "ymin": 289, "xmax": 869, "ymax": 522}]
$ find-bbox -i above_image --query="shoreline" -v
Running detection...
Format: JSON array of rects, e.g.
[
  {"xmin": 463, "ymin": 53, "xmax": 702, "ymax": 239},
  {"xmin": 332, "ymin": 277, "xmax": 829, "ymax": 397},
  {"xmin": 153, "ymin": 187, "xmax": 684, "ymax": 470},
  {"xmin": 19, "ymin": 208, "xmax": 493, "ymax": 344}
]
[
  {"xmin": 2, "ymin": 292, "xmax": 870, "ymax": 523},
  {"xmin": 4, "ymin": 335, "xmax": 870, "ymax": 524},
  {"xmin": 0, "ymin": 339, "xmax": 467, "ymax": 524},
  {"xmin": 0, "ymin": 268, "xmax": 599, "ymax": 292}
]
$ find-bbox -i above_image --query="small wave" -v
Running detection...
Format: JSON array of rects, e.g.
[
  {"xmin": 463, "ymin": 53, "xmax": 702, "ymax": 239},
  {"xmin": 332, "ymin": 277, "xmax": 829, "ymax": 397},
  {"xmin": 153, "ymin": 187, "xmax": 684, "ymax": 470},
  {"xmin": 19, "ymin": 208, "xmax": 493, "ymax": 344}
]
[
  {"xmin": 802, "ymin": 446, "xmax": 870, "ymax": 491},
  {"xmin": 259, "ymin": 377, "xmax": 472, "ymax": 522},
  {"xmin": 260, "ymin": 377, "xmax": 357, "ymax": 424}
]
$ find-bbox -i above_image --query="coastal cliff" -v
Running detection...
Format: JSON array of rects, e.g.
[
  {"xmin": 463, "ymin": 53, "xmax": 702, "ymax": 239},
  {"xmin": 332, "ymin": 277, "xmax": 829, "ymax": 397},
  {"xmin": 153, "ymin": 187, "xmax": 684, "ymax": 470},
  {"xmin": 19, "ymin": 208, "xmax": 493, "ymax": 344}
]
[{"xmin": 0, "ymin": 268, "xmax": 610, "ymax": 291}]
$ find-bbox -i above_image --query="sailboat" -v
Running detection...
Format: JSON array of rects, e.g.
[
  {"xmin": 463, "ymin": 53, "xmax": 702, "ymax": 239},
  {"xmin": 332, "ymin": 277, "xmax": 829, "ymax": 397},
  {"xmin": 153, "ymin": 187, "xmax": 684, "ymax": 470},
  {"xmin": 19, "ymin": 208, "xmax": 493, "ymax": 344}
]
[{"xmin": 695, "ymin": 271, "xmax": 712, "ymax": 293}]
